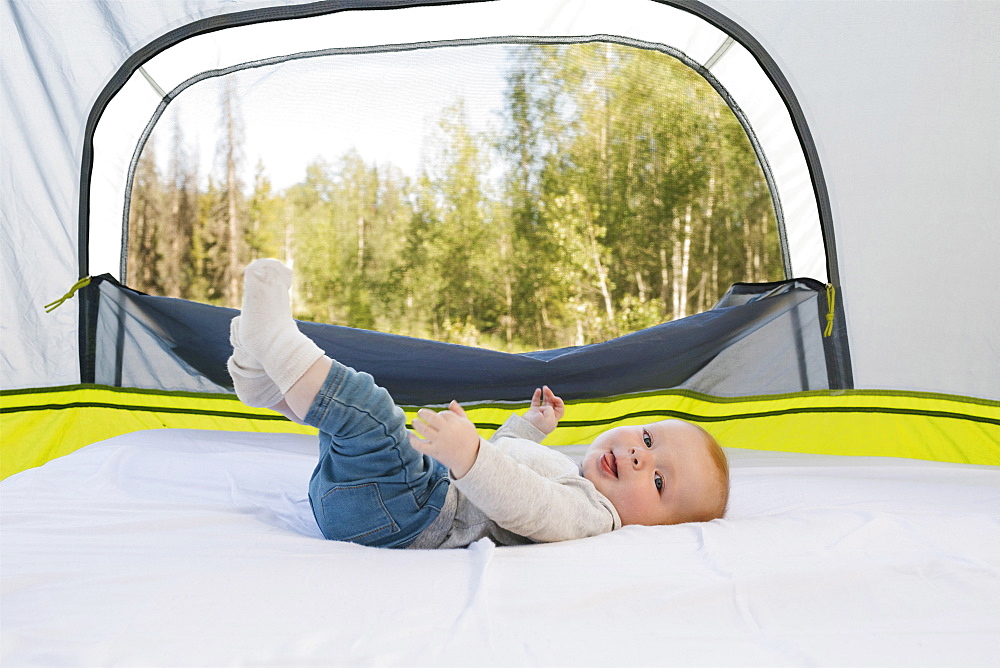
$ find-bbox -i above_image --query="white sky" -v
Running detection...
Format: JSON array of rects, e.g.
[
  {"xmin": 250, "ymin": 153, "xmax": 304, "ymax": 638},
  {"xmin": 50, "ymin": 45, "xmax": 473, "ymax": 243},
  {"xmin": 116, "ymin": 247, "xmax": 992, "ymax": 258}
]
[{"xmin": 151, "ymin": 44, "xmax": 513, "ymax": 190}]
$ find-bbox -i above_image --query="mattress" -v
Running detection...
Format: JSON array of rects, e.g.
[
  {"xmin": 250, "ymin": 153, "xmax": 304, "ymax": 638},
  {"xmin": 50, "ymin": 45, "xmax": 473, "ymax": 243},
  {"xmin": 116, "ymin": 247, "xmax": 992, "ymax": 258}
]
[{"xmin": 3, "ymin": 428, "xmax": 999, "ymax": 666}]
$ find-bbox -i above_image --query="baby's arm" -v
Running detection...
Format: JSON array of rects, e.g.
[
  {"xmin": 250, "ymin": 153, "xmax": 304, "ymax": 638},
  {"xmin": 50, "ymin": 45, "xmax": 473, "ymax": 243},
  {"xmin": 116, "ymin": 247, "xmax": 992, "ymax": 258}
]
[
  {"xmin": 453, "ymin": 439, "xmax": 616, "ymax": 542},
  {"xmin": 409, "ymin": 401, "xmax": 480, "ymax": 478},
  {"xmin": 411, "ymin": 391, "xmax": 616, "ymax": 541},
  {"xmin": 521, "ymin": 386, "xmax": 565, "ymax": 436}
]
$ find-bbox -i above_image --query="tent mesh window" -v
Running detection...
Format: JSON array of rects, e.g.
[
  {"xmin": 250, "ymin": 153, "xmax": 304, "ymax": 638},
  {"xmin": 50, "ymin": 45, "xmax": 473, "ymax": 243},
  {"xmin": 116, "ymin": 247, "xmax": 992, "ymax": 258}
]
[{"xmin": 125, "ymin": 40, "xmax": 784, "ymax": 353}]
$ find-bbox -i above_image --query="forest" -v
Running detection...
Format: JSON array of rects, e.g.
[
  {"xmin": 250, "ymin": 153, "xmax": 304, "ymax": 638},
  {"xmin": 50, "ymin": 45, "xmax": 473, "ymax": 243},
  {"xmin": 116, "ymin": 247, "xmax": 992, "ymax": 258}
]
[{"xmin": 127, "ymin": 43, "xmax": 783, "ymax": 352}]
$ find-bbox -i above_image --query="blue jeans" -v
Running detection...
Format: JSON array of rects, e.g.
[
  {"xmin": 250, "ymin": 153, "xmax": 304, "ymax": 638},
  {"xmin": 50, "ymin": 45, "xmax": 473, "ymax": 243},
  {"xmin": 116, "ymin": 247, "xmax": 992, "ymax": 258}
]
[{"xmin": 305, "ymin": 360, "xmax": 450, "ymax": 548}]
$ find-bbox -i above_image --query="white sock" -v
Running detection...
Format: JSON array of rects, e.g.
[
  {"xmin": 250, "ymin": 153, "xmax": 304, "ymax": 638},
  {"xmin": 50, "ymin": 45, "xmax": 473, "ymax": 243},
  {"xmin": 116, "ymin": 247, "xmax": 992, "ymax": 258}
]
[
  {"xmin": 238, "ymin": 259, "xmax": 324, "ymax": 394},
  {"xmin": 227, "ymin": 316, "xmax": 284, "ymax": 408}
]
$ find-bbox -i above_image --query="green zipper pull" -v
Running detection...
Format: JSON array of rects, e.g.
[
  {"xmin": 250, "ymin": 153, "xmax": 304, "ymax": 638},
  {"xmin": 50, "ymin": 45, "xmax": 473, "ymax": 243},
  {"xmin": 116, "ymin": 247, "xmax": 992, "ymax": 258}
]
[
  {"xmin": 44, "ymin": 277, "xmax": 91, "ymax": 313},
  {"xmin": 823, "ymin": 283, "xmax": 836, "ymax": 337}
]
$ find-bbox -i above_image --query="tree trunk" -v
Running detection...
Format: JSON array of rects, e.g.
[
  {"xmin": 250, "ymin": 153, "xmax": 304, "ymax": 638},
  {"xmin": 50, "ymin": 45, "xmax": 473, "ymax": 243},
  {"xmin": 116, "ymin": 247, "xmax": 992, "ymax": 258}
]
[
  {"xmin": 357, "ymin": 216, "xmax": 365, "ymax": 273},
  {"xmin": 660, "ymin": 245, "xmax": 670, "ymax": 316},
  {"xmin": 635, "ymin": 270, "xmax": 646, "ymax": 303},
  {"xmin": 166, "ymin": 191, "xmax": 181, "ymax": 298},
  {"xmin": 501, "ymin": 231, "xmax": 513, "ymax": 347},
  {"xmin": 744, "ymin": 212, "xmax": 754, "ymax": 282},
  {"xmin": 698, "ymin": 172, "xmax": 716, "ymax": 312},
  {"xmin": 711, "ymin": 244, "xmax": 719, "ymax": 306},
  {"xmin": 586, "ymin": 210, "xmax": 615, "ymax": 327},
  {"xmin": 671, "ymin": 213, "xmax": 682, "ymax": 319},
  {"xmin": 678, "ymin": 204, "xmax": 693, "ymax": 319},
  {"xmin": 760, "ymin": 211, "xmax": 771, "ymax": 279},
  {"xmin": 538, "ymin": 290, "xmax": 551, "ymax": 349}
]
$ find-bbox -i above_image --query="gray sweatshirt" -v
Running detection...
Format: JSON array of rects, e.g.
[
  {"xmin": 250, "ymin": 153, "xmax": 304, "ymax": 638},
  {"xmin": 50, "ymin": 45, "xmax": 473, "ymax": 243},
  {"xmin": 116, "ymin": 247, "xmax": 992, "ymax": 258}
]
[{"xmin": 408, "ymin": 414, "xmax": 622, "ymax": 549}]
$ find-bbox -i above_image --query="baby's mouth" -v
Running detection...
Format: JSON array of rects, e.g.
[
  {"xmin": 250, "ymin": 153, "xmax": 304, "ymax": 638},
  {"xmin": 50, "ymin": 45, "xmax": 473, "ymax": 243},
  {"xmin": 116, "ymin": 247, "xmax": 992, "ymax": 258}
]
[{"xmin": 601, "ymin": 452, "xmax": 618, "ymax": 478}]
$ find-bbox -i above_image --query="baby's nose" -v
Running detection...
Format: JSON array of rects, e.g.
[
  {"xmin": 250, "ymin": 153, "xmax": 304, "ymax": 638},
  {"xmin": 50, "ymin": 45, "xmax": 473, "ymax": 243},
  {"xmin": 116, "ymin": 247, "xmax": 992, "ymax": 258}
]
[{"xmin": 629, "ymin": 446, "xmax": 648, "ymax": 468}]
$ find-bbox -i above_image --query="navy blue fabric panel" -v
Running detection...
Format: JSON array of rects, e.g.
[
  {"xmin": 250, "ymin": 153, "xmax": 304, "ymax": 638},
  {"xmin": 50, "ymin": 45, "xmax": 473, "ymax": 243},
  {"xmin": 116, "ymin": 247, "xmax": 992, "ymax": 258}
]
[{"xmin": 92, "ymin": 276, "xmax": 823, "ymax": 405}]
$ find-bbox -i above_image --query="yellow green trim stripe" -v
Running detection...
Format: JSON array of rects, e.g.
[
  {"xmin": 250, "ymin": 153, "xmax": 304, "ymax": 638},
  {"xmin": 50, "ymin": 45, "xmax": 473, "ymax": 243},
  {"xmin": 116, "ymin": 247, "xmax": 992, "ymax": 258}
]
[
  {"xmin": 1, "ymin": 385, "xmax": 316, "ymax": 479},
  {"xmin": 2, "ymin": 385, "xmax": 998, "ymax": 479}
]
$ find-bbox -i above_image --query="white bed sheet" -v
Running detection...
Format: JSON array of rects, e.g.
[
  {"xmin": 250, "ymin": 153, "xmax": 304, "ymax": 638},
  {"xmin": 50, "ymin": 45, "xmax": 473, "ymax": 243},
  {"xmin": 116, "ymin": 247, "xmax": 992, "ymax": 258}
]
[{"xmin": 2, "ymin": 429, "xmax": 999, "ymax": 666}]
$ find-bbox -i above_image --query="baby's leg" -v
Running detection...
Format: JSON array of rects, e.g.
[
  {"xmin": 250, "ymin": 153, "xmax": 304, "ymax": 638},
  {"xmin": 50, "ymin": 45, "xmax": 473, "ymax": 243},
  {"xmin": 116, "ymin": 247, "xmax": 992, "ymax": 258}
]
[
  {"xmin": 284, "ymin": 355, "xmax": 332, "ymax": 420},
  {"xmin": 227, "ymin": 316, "xmax": 333, "ymax": 424},
  {"xmin": 237, "ymin": 259, "xmax": 447, "ymax": 547},
  {"xmin": 304, "ymin": 356, "xmax": 449, "ymax": 547},
  {"xmin": 227, "ymin": 316, "xmax": 284, "ymax": 409},
  {"xmin": 228, "ymin": 314, "xmax": 307, "ymax": 424}
]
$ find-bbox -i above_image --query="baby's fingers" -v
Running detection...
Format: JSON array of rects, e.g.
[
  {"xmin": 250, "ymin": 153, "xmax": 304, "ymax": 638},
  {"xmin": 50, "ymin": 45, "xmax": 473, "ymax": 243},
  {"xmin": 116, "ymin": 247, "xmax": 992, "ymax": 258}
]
[
  {"xmin": 412, "ymin": 408, "xmax": 440, "ymax": 437},
  {"xmin": 410, "ymin": 420, "xmax": 430, "ymax": 440},
  {"xmin": 530, "ymin": 387, "xmax": 542, "ymax": 408},
  {"xmin": 542, "ymin": 385, "xmax": 565, "ymax": 419},
  {"xmin": 408, "ymin": 432, "xmax": 444, "ymax": 462},
  {"xmin": 408, "ymin": 431, "xmax": 428, "ymax": 452}
]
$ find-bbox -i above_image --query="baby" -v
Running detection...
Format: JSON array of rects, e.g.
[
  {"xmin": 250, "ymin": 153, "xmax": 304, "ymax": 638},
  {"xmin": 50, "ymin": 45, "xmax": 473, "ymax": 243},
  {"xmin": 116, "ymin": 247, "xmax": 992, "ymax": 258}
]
[{"xmin": 229, "ymin": 259, "xmax": 729, "ymax": 549}]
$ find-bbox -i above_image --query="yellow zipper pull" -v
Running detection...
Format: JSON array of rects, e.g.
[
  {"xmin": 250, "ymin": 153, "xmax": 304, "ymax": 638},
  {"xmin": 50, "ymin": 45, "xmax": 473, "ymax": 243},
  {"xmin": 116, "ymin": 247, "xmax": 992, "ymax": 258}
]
[
  {"xmin": 44, "ymin": 277, "xmax": 91, "ymax": 313},
  {"xmin": 823, "ymin": 283, "xmax": 836, "ymax": 337}
]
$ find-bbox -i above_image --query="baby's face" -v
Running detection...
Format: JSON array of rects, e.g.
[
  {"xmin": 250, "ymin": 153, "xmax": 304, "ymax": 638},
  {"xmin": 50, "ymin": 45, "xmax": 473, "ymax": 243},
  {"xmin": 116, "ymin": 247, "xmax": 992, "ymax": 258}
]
[{"xmin": 581, "ymin": 419, "xmax": 719, "ymax": 526}]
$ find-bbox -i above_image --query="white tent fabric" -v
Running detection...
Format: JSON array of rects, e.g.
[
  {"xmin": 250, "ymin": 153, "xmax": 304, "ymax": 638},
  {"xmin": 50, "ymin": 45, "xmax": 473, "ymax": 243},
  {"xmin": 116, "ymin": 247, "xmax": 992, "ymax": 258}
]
[
  {"xmin": 709, "ymin": 0, "xmax": 1000, "ymax": 399},
  {"xmin": 3, "ymin": 0, "xmax": 999, "ymax": 399},
  {"xmin": 3, "ymin": 428, "xmax": 999, "ymax": 665},
  {"xmin": 2, "ymin": 0, "xmax": 308, "ymax": 391}
]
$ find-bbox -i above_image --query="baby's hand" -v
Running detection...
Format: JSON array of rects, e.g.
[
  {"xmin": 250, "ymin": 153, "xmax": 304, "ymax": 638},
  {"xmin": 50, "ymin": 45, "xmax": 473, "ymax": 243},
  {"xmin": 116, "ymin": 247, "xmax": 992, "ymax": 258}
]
[
  {"xmin": 523, "ymin": 386, "xmax": 565, "ymax": 436},
  {"xmin": 409, "ymin": 401, "xmax": 480, "ymax": 479}
]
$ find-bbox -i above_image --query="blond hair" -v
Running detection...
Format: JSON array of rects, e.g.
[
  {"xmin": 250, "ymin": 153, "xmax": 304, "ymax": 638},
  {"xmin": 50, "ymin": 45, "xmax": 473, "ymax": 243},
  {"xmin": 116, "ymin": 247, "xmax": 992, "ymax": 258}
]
[{"xmin": 693, "ymin": 424, "xmax": 730, "ymax": 521}]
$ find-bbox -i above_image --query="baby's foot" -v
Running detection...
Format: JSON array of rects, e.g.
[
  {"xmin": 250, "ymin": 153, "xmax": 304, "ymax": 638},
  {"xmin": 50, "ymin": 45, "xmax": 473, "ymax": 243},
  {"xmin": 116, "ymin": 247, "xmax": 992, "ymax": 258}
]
[
  {"xmin": 227, "ymin": 316, "xmax": 283, "ymax": 408},
  {"xmin": 239, "ymin": 258, "xmax": 293, "ymax": 350},
  {"xmin": 238, "ymin": 259, "xmax": 323, "ymax": 394}
]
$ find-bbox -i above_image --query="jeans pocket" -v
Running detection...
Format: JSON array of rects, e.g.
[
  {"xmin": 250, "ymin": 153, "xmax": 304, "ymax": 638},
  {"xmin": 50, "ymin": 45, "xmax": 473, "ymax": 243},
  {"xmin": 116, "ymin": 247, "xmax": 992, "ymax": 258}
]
[{"xmin": 319, "ymin": 483, "xmax": 397, "ymax": 543}]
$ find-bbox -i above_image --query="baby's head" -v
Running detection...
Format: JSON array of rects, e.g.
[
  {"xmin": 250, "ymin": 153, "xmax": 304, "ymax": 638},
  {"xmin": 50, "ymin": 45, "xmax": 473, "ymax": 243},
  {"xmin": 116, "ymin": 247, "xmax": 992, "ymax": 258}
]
[{"xmin": 581, "ymin": 419, "xmax": 729, "ymax": 526}]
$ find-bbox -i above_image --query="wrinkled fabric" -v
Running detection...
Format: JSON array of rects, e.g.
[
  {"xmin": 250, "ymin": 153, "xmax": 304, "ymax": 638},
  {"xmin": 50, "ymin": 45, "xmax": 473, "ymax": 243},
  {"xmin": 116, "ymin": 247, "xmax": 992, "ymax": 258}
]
[{"xmin": 3, "ymin": 429, "xmax": 998, "ymax": 665}]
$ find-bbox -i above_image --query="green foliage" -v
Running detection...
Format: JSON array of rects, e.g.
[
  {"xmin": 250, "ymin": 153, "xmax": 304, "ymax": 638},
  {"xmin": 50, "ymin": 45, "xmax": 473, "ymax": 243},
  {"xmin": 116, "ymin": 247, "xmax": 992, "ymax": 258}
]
[{"xmin": 127, "ymin": 42, "xmax": 783, "ymax": 351}]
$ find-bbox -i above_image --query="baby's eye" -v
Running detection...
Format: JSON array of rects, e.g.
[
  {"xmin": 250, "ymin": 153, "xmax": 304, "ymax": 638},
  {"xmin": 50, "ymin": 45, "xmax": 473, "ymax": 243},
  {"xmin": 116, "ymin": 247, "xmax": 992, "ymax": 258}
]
[
  {"xmin": 643, "ymin": 431, "xmax": 652, "ymax": 448},
  {"xmin": 654, "ymin": 473, "xmax": 663, "ymax": 492}
]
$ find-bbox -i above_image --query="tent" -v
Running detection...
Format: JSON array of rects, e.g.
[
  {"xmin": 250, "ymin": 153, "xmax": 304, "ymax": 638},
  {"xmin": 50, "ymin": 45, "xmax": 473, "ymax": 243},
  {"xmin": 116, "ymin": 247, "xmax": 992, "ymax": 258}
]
[{"xmin": 2, "ymin": 1, "xmax": 998, "ymax": 664}]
